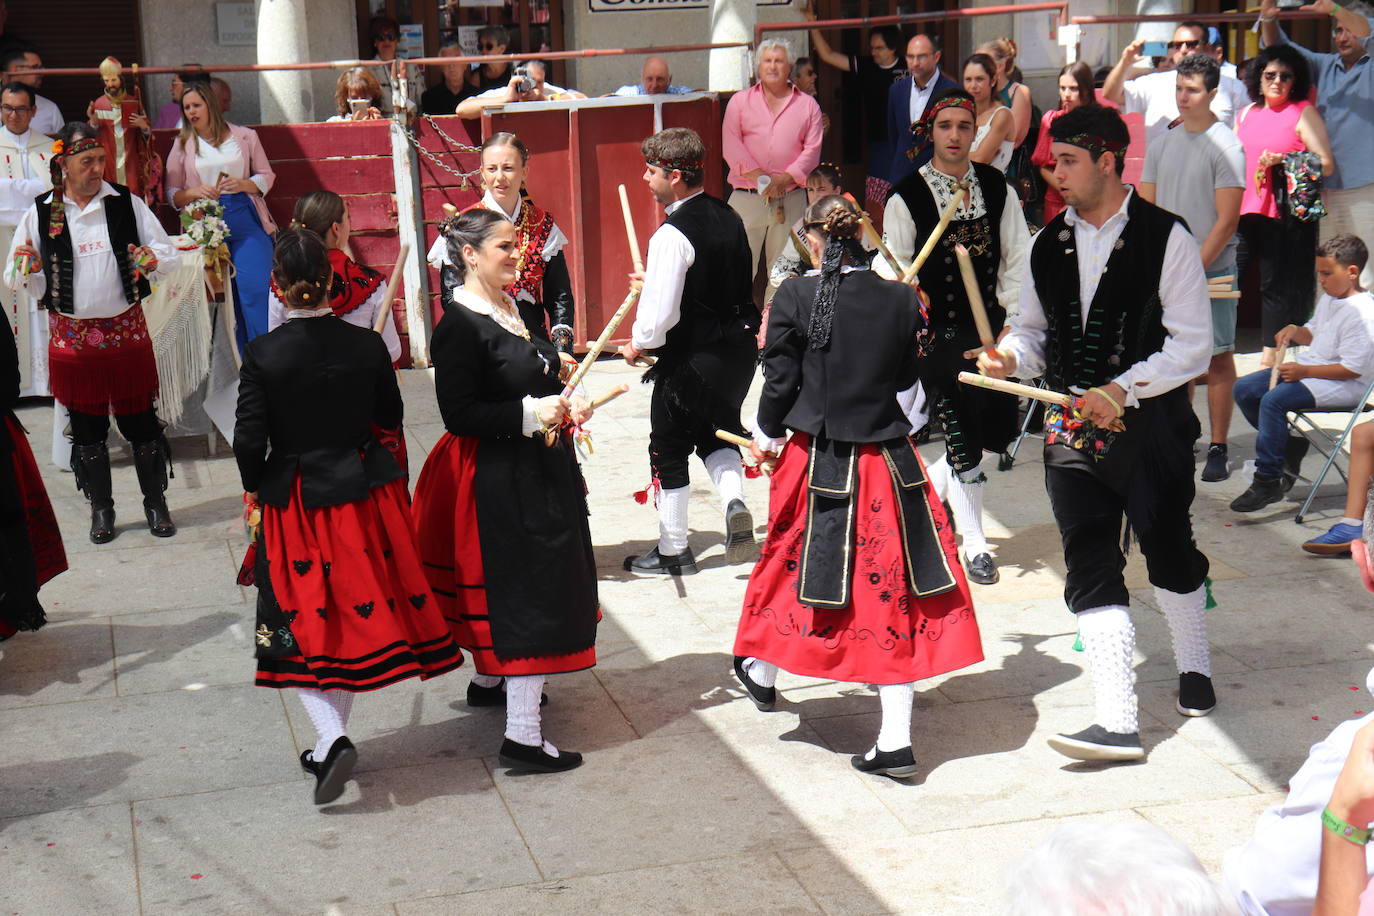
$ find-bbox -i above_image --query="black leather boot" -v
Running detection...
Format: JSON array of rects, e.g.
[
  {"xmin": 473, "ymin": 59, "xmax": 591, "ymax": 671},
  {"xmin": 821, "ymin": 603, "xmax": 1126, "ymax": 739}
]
[
  {"xmin": 133, "ymin": 437, "xmax": 176, "ymax": 537},
  {"xmin": 71, "ymin": 442, "xmax": 115, "ymax": 544}
]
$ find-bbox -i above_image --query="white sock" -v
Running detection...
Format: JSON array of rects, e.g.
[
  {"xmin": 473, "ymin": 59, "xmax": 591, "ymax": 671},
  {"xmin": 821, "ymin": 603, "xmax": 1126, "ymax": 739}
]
[
  {"xmin": 1343, "ymin": 517, "xmax": 1363, "ymax": 527},
  {"xmin": 504, "ymin": 675, "xmax": 545, "ymax": 747},
  {"xmin": 949, "ymin": 462, "xmax": 989, "ymax": 557},
  {"xmin": 658, "ymin": 485, "xmax": 690, "ymax": 556},
  {"xmin": 876, "ymin": 682, "xmax": 915, "ymax": 752},
  {"xmin": 926, "ymin": 455, "xmax": 951, "ymax": 503},
  {"xmin": 298, "ymin": 688, "xmax": 347, "ymax": 762},
  {"xmin": 743, "ymin": 656, "xmax": 778, "ymax": 688},
  {"xmin": 1077, "ymin": 605, "xmax": 1139, "ymax": 734},
  {"xmin": 1154, "ymin": 584, "xmax": 1212, "ymax": 678},
  {"xmin": 471, "ymin": 673, "xmax": 502, "ymax": 689},
  {"xmin": 703, "ymin": 447, "xmax": 746, "ymax": 512}
]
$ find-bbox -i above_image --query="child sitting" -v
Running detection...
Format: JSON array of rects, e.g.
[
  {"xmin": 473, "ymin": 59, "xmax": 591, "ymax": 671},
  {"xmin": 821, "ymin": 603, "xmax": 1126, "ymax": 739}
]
[
  {"xmin": 1231, "ymin": 234, "xmax": 1374, "ymax": 513},
  {"xmin": 1302, "ymin": 421, "xmax": 1374, "ymax": 555}
]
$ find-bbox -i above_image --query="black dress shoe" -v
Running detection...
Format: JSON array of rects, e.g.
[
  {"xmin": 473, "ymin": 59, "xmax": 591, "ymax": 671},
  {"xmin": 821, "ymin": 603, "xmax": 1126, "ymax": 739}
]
[
  {"xmin": 624, "ymin": 546, "xmax": 698, "ymax": 576},
  {"xmin": 311, "ymin": 736, "xmax": 357, "ymax": 804},
  {"xmin": 850, "ymin": 745, "xmax": 919, "ymax": 778},
  {"xmin": 732, "ymin": 655, "xmax": 776, "ymax": 711},
  {"xmin": 143, "ymin": 497, "xmax": 176, "ymax": 538},
  {"xmin": 723, "ymin": 499, "xmax": 757, "ymax": 564},
  {"xmin": 299, "ymin": 749, "xmax": 319, "ymax": 776},
  {"xmin": 498, "ymin": 738, "xmax": 583, "ymax": 773},
  {"xmin": 466, "ymin": 678, "xmax": 548, "ymax": 708},
  {"xmin": 1230, "ymin": 475, "xmax": 1284, "ymax": 512},
  {"xmin": 1176, "ymin": 671, "xmax": 1216, "ymax": 717},
  {"xmin": 965, "ymin": 552, "xmax": 999, "ymax": 585},
  {"xmin": 1047, "ymin": 725, "xmax": 1144, "ymax": 762},
  {"xmin": 90, "ymin": 506, "xmax": 116, "ymax": 545}
]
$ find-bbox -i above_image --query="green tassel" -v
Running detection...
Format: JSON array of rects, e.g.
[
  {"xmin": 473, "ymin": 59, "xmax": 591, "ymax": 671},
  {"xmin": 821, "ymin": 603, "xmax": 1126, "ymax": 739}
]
[
  {"xmin": 1204, "ymin": 576, "xmax": 1217, "ymax": 610},
  {"xmin": 1072, "ymin": 629, "xmax": 1083, "ymax": 652}
]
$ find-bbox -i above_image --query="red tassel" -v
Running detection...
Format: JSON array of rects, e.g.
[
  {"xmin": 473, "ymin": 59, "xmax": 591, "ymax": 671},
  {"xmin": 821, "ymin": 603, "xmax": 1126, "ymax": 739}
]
[
  {"xmin": 631, "ymin": 477, "xmax": 659, "ymax": 507},
  {"xmin": 744, "ymin": 465, "xmax": 762, "ymax": 479}
]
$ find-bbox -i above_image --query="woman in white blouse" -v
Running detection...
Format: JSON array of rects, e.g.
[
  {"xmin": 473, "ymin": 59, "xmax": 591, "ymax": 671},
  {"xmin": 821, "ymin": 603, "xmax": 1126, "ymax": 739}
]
[{"xmin": 165, "ymin": 81, "xmax": 276, "ymax": 351}]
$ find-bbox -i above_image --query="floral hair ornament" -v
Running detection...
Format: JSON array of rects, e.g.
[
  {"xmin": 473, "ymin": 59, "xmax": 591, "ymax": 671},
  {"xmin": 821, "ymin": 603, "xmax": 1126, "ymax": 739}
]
[
  {"xmin": 645, "ymin": 155, "xmax": 704, "ymax": 175},
  {"xmin": 908, "ymin": 94, "xmax": 977, "ymax": 159},
  {"xmin": 1056, "ymin": 133, "xmax": 1129, "ymax": 157},
  {"xmin": 47, "ymin": 136, "xmax": 105, "ymax": 239}
]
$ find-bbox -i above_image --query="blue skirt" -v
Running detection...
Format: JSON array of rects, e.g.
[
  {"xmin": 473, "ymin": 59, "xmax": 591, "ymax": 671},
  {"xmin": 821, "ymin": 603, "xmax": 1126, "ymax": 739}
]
[{"xmin": 223, "ymin": 192, "xmax": 273, "ymax": 351}]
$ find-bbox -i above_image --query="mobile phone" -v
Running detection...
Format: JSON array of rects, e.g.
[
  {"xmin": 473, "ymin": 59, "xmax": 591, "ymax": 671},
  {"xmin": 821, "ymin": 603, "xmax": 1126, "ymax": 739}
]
[
  {"xmin": 1276, "ymin": 0, "xmax": 1305, "ymax": 8},
  {"xmin": 1141, "ymin": 40, "xmax": 1168, "ymax": 58},
  {"xmin": 348, "ymin": 98, "xmax": 369, "ymax": 115}
]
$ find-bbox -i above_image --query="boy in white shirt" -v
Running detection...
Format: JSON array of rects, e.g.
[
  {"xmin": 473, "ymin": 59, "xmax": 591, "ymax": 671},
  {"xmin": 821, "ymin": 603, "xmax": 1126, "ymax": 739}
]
[{"xmin": 1231, "ymin": 233, "xmax": 1374, "ymax": 512}]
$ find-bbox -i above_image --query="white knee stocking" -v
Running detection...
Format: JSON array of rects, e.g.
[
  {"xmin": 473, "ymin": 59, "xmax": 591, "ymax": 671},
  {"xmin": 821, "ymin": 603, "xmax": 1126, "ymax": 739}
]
[
  {"xmin": 926, "ymin": 455, "xmax": 951, "ymax": 503},
  {"xmin": 876, "ymin": 682, "xmax": 915, "ymax": 752},
  {"xmin": 703, "ymin": 448, "xmax": 745, "ymax": 512},
  {"xmin": 1154, "ymin": 584, "xmax": 1212, "ymax": 678},
  {"xmin": 1077, "ymin": 605, "xmax": 1139, "ymax": 734},
  {"xmin": 298, "ymin": 688, "xmax": 349, "ymax": 761},
  {"xmin": 948, "ymin": 462, "xmax": 989, "ymax": 557},
  {"xmin": 743, "ymin": 656, "xmax": 778, "ymax": 688},
  {"xmin": 504, "ymin": 675, "xmax": 545, "ymax": 747},
  {"xmin": 471, "ymin": 673, "xmax": 502, "ymax": 688},
  {"xmin": 658, "ymin": 485, "xmax": 690, "ymax": 556}
]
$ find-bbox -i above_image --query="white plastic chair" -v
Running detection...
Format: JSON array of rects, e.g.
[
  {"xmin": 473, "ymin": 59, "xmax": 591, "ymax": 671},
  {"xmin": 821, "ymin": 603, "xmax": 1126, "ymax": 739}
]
[{"xmin": 1286, "ymin": 375, "xmax": 1374, "ymax": 523}]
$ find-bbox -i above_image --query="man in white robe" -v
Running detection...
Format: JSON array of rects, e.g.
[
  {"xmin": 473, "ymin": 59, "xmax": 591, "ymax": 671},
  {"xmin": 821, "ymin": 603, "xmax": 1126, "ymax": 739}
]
[{"xmin": 0, "ymin": 81, "xmax": 53, "ymax": 396}]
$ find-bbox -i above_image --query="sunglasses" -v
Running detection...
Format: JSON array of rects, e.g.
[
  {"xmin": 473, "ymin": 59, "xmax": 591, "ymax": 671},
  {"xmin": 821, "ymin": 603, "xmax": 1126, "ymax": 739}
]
[
  {"xmin": 1167, "ymin": 39, "xmax": 1203, "ymax": 50},
  {"xmin": 1261, "ymin": 71, "xmax": 1295, "ymax": 83},
  {"xmin": 374, "ymin": 32, "xmax": 398, "ymax": 41}
]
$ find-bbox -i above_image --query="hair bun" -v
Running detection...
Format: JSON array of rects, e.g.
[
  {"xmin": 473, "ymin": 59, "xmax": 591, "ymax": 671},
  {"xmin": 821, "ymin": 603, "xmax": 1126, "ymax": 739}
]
[{"xmin": 822, "ymin": 204, "xmax": 861, "ymax": 241}]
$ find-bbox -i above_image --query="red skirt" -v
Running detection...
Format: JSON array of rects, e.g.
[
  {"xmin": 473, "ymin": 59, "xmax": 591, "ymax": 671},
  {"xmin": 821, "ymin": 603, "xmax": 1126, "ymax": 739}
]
[
  {"xmin": 413, "ymin": 433, "xmax": 596, "ymax": 677},
  {"xmin": 254, "ymin": 477, "xmax": 464, "ymax": 691},
  {"xmin": 8, "ymin": 415, "xmax": 66, "ymax": 588},
  {"xmin": 734, "ymin": 434, "xmax": 983, "ymax": 685},
  {"xmin": 47, "ymin": 307, "xmax": 159, "ymax": 415}
]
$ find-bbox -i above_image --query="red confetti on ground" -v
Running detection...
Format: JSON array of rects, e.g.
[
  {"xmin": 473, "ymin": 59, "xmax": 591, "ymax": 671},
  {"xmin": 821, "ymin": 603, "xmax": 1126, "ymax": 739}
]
[
  {"xmin": 190, "ymin": 874, "xmax": 202, "ymax": 880},
  {"xmin": 1313, "ymin": 716, "xmax": 1322, "ymax": 720},
  {"xmin": 1352, "ymin": 686, "xmax": 1361, "ymax": 691},
  {"xmin": 178, "ymin": 746, "xmax": 186, "ymax": 750},
  {"xmin": 45, "ymin": 842, "xmax": 54, "ymax": 847},
  {"xmin": 1357, "ymin": 711, "xmax": 1366, "ymax": 715},
  {"xmin": 1224, "ymin": 523, "xmax": 1233, "ymax": 527}
]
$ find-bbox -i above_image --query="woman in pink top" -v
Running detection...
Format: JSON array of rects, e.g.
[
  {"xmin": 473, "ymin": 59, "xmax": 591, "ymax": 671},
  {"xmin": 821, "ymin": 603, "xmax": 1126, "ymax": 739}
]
[
  {"xmin": 1032, "ymin": 61, "xmax": 1096, "ymax": 224},
  {"xmin": 1235, "ymin": 44, "xmax": 1334, "ymax": 366}
]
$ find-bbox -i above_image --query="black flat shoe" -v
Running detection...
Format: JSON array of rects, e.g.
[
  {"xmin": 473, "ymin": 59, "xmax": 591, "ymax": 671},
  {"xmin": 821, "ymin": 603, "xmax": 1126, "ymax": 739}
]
[
  {"xmin": 733, "ymin": 655, "xmax": 776, "ymax": 711},
  {"xmin": 1176, "ymin": 671, "xmax": 1216, "ymax": 717},
  {"xmin": 498, "ymin": 738, "xmax": 583, "ymax": 773},
  {"xmin": 299, "ymin": 749, "xmax": 319, "ymax": 776},
  {"xmin": 311, "ymin": 736, "xmax": 357, "ymax": 804},
  {"xmin": 466, "ymin": 678, "xmax": 548, "ymax": 708},
  {"xmin": 143, "ymin": 497, "xmax": 176, "ymax": 538},
  {"xmin": 724, "ymin": 499, "xmax": 757, "ymax": 564},
  {"xmin": 1047, "ymin": 725, "xmax": 1144, "ymax": 762},
  {"xmin": 624, "ymin": 546, "xmax": 698, "ymax": 576},
  {"xmin": 965, "ymin": 552, "xmax": 999, "ymax": 585},
  {"xmin": 850, "ymin": 746, "xmax": 919, "ymax": 778},
  {"xmin": 90, "ymin": 505, "xmax": 115, "ymax": 544}
]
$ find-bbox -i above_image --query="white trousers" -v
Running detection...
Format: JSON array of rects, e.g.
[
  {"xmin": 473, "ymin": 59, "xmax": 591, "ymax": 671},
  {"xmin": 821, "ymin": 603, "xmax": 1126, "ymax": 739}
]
[{"xmin": 729, "ymin": 187, "xmax": 807, "ymax": 279}]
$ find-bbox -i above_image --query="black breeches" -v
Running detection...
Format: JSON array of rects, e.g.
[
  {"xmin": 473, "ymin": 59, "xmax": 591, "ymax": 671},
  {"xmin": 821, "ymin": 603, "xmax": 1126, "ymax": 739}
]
[
  {"xmin": 68, "ymin": 405, "xmax": 161, "ymax": 447},
  {"xmin": 648, "ymin": 379, "xmax": 740, "ymax": 490}
]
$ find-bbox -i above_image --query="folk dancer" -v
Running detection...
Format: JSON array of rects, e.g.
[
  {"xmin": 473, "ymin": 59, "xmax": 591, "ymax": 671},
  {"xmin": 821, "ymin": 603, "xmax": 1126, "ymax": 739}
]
[
  {"xmin": 735, "ymin": 195, "xmax": 982, "ymax": 778},
  {"xmin": 4, "ymin": 122, "xmax": 179, "ymax": 544},
  {"xmin": 619, "ymin": 127, "xmax": 760, "ymax": 575},
  {"xmin": 237, "ymin": 228, "xmax": 463, "ymax": 804},
  {"xmin": 978, "ymin": 105, "xmax": 1216, "ymax": 762},
  {"xmin": 0, "ymin": 80, "xmax": 51, "ymax": 396},
  {"xmin": 88, "ymin": 57, "xmax": 156, "ymax": 204},
  {"xmin": 878, "ymin": 88, "xmax": 1029, "ymax": 586}
]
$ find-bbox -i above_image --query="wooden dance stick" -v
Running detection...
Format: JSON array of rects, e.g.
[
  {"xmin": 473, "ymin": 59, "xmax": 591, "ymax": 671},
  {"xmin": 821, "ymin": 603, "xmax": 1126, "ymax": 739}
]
[
  {"xmin": 715, "ymin": 429, "xmax": 776, "ymax": 476},
  {"xmin": 902, "ymin": 182, "xmax": 968, "ymax": 284},
  {"xmin": 789, "ymin": 229, "xmax": 816, "ymax": 269},
  {"xmin": 954, "ymin": 243, "xmax": 995, "ymax": 353},
  {"xmin": 562, "ymin": 286, "xmax": 640, "ymax": 398},
  {"xmin": 618, "ymin": 184, "xmax": 645, "ymax": 274},
  {"xmin": 373, "ymin": 243, "xmax": 412, "ymax": 334},
  {"xmin": 441, "ymin": 202, "xmax": 458, "ymax": 216},
  {"xmin": 1270, "ymin": 344, "xmax": 1289, "ymax": 390},
  {"xmin": 860, "ymin": 213, "xmax": 906, "ymax": 277},
  {"xmin": 1206, "ymin": 290, "xmax": 1241, "ymax": 300},
  {"xmin": 1208, "ymin": 275, "xmax": 1235, "ymax": 285},
  {"xmin": 591, "ymin": 384, "xmax": 630, "ymax": 410},
  {"xmin": 957, "ymin": 371, "xmax": 1074, "ymax": 408}
]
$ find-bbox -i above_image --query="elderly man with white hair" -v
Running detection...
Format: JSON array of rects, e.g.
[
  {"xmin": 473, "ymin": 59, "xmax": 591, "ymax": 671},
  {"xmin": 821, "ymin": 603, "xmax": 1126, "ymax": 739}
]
[{"xmin": 721, "ymin": 39, "xmax": 824, "ymax": 282}]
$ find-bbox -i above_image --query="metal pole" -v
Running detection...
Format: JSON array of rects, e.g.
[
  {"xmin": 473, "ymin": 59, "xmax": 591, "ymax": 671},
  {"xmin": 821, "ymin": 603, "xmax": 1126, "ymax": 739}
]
[
  {"xmin": 756, "ymin": 2, "xmax": 1069, "ymax": 46},
  {"xmin": 1072, "ymin": 9, "xmax": 1327, "ymax": 25}
]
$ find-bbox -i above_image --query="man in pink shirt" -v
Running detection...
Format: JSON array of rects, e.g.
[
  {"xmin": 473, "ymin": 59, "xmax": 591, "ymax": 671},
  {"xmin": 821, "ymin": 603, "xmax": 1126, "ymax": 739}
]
[{"xmin": 722, "ymin": 39, "xmax": 824, "ymax": 284}]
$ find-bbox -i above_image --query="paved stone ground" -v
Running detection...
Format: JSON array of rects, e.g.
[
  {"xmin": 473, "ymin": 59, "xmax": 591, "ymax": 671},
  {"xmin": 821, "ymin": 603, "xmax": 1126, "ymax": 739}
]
[{"xmin": 3, "ymin": 351, "xmax": 1371, "ymax": 915}]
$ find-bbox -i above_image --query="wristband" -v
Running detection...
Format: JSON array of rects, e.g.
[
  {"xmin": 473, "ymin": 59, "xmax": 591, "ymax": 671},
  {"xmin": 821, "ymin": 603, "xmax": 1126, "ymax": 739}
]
[
  {"xmin": 1323, "ymin": 806, "xmax": 1371, "ymax": 845},
  {"xmin": 1088, "ymin": 386, "xmax": 1124, "ymax": 418}
]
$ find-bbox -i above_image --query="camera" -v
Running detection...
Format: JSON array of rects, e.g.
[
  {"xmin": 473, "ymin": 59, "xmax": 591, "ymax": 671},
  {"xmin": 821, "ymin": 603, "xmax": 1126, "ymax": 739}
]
[{"xmin": 513, "ymin": 65, "xmax": 535, "ymax": 95}]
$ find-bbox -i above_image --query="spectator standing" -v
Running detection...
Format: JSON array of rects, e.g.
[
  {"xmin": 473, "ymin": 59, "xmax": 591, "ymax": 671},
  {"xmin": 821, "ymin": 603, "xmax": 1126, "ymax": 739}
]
[
  {"xmin": 369, "ymin": 15, "xmax": 419, "ymax": 120},
  {"xmin": 610, "ymin": 56, "xmax": 693, "ymax": 96},
  {"xmin": 1235, "ymin": 42, "xmax": 1335, "ymax": 369},
  {"xmin": 421, "ymin": 41, "xmax": 468, "ymax": 115},
  {"xmin": 964, "ymin": 53, "xmax": 1014, "ymax": 171},
  {"xmin": 805, "ymin": 6, "xmax": 906, "ymax": 214},
  {"xmin": 1139, "ymin": 54, "xmax": 1245, "ymax": 484},
  {"xmin": 165, "ymin": 83, "xmax": 277, "ymax": 351},
  {"xmin": 1259, "ymin": 0, "xmax": 1374, "ymax": 290},
  {"xmin": 887, "ymin": 35, "xmax": 958, "ymax": 188},
  {"xmin": 1033, "ymin": 61, "xmax": 1096, "ymax": 224},
  {"xmin": 1103, "ymin": 21, "xmax": 1251, "ymax": 147},
  {"xmin": 467, "ymin": 25, "xmax": 514, "ymax": 95},
  {"xmin": 721, "ymin": 39, "xmax": 823, "ymax": 286},
  {"xmin": 327, "ymin": 67, "xmax": 384, "ymax": 122},
  {"xmin": 977, "ymin": 37, "xmax": 1032, "ymax": 147},
  {"xmin": 1231, "ymin": 234, "xmax": 1374, "ymax": 512},
  {"xmin": 453, "ymin": 60, "xmax": 584, "ymax": 120},
  {"xmin": 1, "ymin": 48, "xmax": 61, "ymax": 135},
  {"xmin": 151, "ymin": 67, "xmax": 206, "ymax": 131},
  {"xmin": 0, "ymin": 82, "xmax": 53, "ymax": 397}
]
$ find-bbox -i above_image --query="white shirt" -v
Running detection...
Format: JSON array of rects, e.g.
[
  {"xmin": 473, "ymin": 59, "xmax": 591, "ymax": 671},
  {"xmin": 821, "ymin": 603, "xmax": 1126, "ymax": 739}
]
[
  {"xmin": 31, "ymin": 95, "xmax": 63, "ymax": 136},
  {"xmin": 424, "ymin": 190, "xmax": 568, "ymax": 305},
  {"xmin": 631, "ymin": 190, "xmax": 703, "ymax": 351},
  {"xmin": 3, "ymin": 182, "xmax": 179, "ymax": 319},
  {"xmin": 0, "ymin": 127, "xmax": 51, "ymax": 225},
  {"xmin": 1000, "ymin": 188, "xmax": 1212, "ymax": 408},
  {"xmin": 1123, "ymin": 68, "xmax": 1251, "ymax": 148},
  {"xmin": 164, "ymin": 136, "xmax": 269, "ymax": 199},
  {"xmin": 907, "ymin": 73, "xmax": 939, "ymax": 128},
  {"xmin": 875, "ymin": 162, "xmax": 1029, "ymax": 316},
  {"xmin": 266, "ymin": 283, "xmax": 402, "ymax": 363},
  {"xmin": 1294, "ymin": 291, "xmax": 1374, "ymax": 407}
]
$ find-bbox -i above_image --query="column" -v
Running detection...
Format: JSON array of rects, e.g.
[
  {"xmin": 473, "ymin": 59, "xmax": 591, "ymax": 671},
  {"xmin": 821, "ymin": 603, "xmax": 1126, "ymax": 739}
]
[
  {"xmin": 708, "ymin": 0, "xmax": 754, "ymax": 93},
  {"xmin": 256, "ymin": 0, "xmax": 313, "ymax": 124}
]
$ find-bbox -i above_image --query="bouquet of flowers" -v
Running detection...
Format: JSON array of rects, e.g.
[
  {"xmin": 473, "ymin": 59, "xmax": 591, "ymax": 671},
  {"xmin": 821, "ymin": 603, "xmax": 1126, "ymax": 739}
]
[{"xmin": 180, "ymin": 198, "xmax": 233, "ymax": 296}]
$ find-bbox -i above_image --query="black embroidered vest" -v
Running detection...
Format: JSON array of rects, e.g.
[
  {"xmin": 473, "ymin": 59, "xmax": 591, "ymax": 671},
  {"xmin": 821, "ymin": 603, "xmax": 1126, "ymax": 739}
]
[
  {"xmin": 657, "ymin": 192, "xmax": 758, "ymax": 366},
  {"xmin": 1030, "ymin": 194, "xmax": 1179, "ymax": 394},
  {"xmin": 894, "ymin": 162, "xmax": 1007, "ymax": 355},
  {"xmin": 36, "ymin": 183, "xmax": 150, "ymax": 316}
]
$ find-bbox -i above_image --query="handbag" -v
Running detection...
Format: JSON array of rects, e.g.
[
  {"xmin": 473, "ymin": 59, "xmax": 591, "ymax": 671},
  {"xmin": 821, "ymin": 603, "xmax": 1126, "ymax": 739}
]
[{"xmin": 1277, "ymin": 150, "xmax": 1326, "ymax": 223}]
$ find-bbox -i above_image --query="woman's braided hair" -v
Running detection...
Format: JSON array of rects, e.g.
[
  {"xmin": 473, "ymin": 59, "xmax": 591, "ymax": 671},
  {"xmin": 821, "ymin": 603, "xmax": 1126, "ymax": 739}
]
[{"xmin": 803, "ymin": 194, "xmax": 868, "ymax": 350}]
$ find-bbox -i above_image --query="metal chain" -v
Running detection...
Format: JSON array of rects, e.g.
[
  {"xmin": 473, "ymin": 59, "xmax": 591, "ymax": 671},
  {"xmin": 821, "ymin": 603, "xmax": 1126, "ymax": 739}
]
[{"xmin": 398, "ymin": 114, "xmax": 483, "ymax": 188}]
